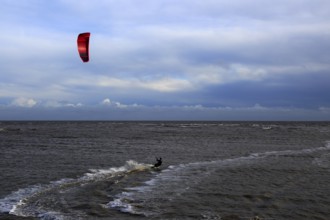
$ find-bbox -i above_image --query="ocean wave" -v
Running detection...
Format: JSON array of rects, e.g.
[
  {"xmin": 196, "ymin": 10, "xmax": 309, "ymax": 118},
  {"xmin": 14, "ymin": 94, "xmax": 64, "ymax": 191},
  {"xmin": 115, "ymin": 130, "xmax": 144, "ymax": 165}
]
[
  {"xmin": 0, "ymin": 160, "xmax": 153, "ymax": 219},
  {"xmin": 106, "ymin": 143, "xmax": 330, "ymax": 217}
]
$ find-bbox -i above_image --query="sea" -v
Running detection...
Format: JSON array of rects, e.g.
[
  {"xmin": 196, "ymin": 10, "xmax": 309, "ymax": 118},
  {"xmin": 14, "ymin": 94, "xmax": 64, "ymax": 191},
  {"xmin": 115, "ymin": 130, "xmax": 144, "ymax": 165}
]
[{"xmin": 0, "ymin": 121, "xmax": 329, "ymax": 220}]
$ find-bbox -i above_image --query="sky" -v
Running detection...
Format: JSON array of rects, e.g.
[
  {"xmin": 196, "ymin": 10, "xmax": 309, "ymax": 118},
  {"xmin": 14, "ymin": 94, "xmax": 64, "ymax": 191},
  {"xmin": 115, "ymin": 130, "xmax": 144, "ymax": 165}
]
[{"xmin": 1, "ymin": 0, "xmax": 330, "ymax": 120}]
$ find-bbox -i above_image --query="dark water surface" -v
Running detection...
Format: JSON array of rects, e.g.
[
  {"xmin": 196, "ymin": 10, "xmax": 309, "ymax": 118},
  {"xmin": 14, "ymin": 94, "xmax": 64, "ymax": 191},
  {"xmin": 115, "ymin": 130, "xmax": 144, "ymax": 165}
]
[{"xmin": 0, "ymin": 121, "xmax": 329, "ymax": 219}]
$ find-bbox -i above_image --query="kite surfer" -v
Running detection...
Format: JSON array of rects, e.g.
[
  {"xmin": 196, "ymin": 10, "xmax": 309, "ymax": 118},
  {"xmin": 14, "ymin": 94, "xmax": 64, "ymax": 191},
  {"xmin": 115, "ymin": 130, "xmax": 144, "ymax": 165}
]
[{"xmin": 154, "ymin": 157, "xmax": 162, "ymax": 168}]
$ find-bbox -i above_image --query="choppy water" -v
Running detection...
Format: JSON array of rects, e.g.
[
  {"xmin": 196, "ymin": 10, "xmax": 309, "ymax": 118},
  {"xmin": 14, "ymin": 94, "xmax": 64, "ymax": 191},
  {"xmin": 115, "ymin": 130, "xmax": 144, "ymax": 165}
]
[{"xmin": 0, "ymin": 121, "xmax": 330, "ymax": 220}]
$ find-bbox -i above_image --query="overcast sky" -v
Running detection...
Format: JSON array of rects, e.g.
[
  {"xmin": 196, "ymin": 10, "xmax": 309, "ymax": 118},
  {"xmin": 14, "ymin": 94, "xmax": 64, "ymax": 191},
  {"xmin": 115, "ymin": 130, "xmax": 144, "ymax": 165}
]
[{"xmin": 1, "ymin": 0, "xmax": 330, "ymax": 120}]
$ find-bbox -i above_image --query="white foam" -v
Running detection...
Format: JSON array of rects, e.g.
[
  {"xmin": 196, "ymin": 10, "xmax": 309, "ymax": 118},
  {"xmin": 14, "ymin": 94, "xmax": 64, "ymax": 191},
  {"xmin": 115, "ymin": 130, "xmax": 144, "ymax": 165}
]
[
  {"xmin": 107, "ymin": 195, "xmax": 139, "ymax": 215},
  {"xmin": 0, "ymin": 160, "xmax": 152, "ymax": 219},
  {"xmin": 145, "ymin": 179, "xmax": 156, "ymax": 186},
  {"xmin": 85, "ymin": 160, "xmax": 152, "ymax": 180},
  {"xmin": 0, "ymin": 185, "xmax": 42, "ymax": 214},
  {"xmin": 37, "ymin": 211, "xmax": 66, "ymax": 220},
  {"xmin": 312, "ymin": 143, "xmax": 330, "ymax": 168}
]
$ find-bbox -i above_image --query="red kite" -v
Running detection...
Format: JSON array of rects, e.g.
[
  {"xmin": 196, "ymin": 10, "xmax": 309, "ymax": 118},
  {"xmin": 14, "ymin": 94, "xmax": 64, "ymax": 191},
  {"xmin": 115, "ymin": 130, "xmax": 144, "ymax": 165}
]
[{"xmin": 77, "ymin": 32, "xmax": 90, "ymax": 62}]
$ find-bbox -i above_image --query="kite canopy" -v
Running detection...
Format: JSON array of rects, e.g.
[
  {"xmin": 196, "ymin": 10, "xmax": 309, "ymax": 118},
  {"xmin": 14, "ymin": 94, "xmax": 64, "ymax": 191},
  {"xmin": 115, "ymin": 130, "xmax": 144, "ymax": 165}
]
[{"xmin": 77, "ymin": 32, "xmax": 90, "ymax": 62}]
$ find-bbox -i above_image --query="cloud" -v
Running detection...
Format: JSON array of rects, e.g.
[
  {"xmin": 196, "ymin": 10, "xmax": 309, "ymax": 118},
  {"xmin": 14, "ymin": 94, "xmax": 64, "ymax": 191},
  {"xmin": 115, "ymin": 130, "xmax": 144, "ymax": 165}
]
[
  {"xmin": 101, "ymin": 98, "xmax": 111, "ymax": 105},
  {"xmin": 43, "ymin": 100, "xmax": 83, "ymax": 108},
  {"xmin": 1, "ymin": 1, "xmax": 330, "ymax": 120},
  {"xmin": 319, "ymin": 107, "xmax": 330, "ymax": 113},
  {"xmin": 10, "ymin": 97, "xmax": 38, "ymax": 108},
  {"xmin": 101, "ymin": 98, "xmax": 142, "ymax": 109},
  {"xmin": 65, "ymin": 75, "xmax": 194, "ymax": 93},
  {"xmin": 1, "ymin": 99, "xmax": 330, "ymax": 121}
]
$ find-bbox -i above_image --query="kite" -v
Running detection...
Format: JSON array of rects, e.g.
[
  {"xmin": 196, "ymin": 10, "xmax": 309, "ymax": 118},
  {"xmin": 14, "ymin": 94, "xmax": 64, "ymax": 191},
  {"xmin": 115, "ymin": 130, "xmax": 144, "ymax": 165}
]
[{"xmin": 77, "ymin": 32, "xmax": 90, "ymax": 62}]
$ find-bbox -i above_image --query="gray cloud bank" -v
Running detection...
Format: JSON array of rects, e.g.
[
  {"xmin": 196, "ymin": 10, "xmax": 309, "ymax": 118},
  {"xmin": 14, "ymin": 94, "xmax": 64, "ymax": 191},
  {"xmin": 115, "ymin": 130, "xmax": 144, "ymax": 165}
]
[{"xmin": 1, "ymin": 1, "xmax": 330, "ymax": 120}]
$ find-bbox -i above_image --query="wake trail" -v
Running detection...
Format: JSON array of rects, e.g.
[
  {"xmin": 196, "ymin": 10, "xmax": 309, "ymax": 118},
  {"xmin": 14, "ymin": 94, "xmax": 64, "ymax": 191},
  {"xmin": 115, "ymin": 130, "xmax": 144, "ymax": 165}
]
[
  {"xmin": 0, "ymin": 160, "xmax": 153, "ymax": 219},
  {"xmin": 107, "ymin": 143, "xmax": 330, "ymax": 217}
]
